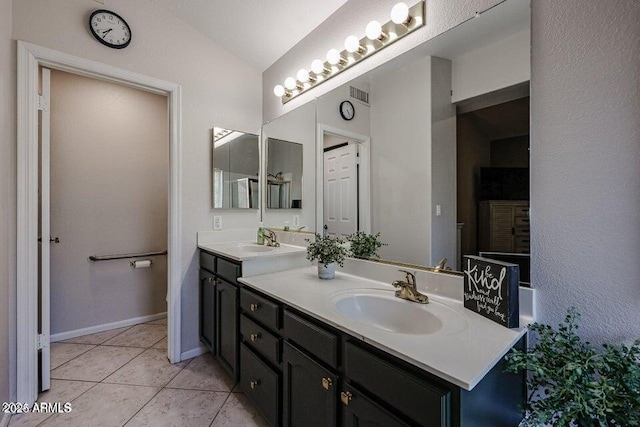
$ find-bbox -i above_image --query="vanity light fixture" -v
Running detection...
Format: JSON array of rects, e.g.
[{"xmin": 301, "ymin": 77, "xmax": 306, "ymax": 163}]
[{"xmin": 273, "ymin": 0, "xmax": 424, "ymax": 104}]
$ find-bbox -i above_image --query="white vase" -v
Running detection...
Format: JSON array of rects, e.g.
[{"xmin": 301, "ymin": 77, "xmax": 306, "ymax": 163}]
[{"xmin": 317, "ymin": 262, "xmax": 336, "ymax": 280}]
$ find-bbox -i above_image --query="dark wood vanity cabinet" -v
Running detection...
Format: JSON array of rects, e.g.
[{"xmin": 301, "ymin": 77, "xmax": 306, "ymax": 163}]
[{"xmin": 199, "ymin": 251, "xmax": 240, "ymax": 381}]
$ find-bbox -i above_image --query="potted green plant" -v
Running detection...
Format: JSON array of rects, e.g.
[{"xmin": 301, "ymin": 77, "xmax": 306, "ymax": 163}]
[
  {"xmin": 347, "ymin": 231, "xmax": 387, "ymax": 259},
  {"xmin": 305, "ymin": 233, "xmax": 348, "ymax": 279},
  {"xmin": 505, "ymin": 307, "xmax": 640, "ymax": 426}
]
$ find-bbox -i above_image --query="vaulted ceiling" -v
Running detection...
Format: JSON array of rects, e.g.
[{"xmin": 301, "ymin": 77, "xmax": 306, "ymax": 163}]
[{"xmin": 154, "ymin": 0, "xmax": 349, "ymax": 71}]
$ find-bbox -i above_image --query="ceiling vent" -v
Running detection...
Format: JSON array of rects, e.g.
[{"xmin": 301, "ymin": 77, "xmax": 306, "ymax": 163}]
[{"xmin": 350, "ymin": 86, "xmax": 370, "ymax": 105}]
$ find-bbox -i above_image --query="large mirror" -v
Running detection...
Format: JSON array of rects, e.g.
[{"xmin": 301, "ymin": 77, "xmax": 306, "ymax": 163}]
[
  {"xmin": 313, "ymin": 0, "xmax": 531, "ymax": 277},
  {"xmin": 266, "ymin": 138, "xmax": 303, "ymax": 209},
  {"xmin": 212, "ymin": 127, "xmax": 260, "ymax": 209}
]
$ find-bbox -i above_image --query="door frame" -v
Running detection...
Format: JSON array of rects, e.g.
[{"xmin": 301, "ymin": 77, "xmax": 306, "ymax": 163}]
[
  {"xmin": 16, "ymin": 41, "xmax": 183, "ymax": 403},
  {"xmin": 316, "ymin": 123, "xmax": 371, "ymax": 234}
]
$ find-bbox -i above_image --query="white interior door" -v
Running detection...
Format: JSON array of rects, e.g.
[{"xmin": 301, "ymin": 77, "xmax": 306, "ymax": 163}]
[
  {"xmin": 38, "ymin": 67, "xmax": 51, "ymax": 392},
  {"xmin": 323, "ymin": 143, "xmax": 358, "ymax": 237}
]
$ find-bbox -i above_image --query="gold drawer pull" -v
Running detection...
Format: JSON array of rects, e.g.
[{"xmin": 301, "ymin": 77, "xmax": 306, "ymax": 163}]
[
  {"xmin": 250, "ymin": 303, "xmax": 260, "ymax": 312},
  {"xmin": 250, "ymin": 333, "xmax": 261, "ymax": 342},
  {"xmin": 322, "ymin": 377, "xmax": 333, "ymax": 390},
  {"xmin": 341, "ymin": 391, "xmax": 352, "ymax": 405},
  {"xmin": 250, "ymin": 380, "xmax": 260, "ymax": 390},
  {"xmin": 207, "ymin": 277, "xmax": 213, "ymax": 283}
]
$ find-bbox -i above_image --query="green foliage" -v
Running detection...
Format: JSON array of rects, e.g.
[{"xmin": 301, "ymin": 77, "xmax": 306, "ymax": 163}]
[
  {"xmin": 346, "ymin": 232, "xmax": 387, "ymax": 259},
  {"xmin": 506, "ymin": 307, "xmax": 640, "ymax": 426},
  {"xmin": 305, "ymin": 233, "xmax": 348, "ymax": 267}
]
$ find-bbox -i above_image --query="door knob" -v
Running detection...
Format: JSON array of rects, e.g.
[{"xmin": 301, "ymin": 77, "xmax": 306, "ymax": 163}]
[{"xmin": 38, "ymin": 237, "xmax": 60, "ymax": 243}]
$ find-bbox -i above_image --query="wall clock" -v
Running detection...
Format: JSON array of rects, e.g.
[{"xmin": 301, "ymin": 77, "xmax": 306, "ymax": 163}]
[
  {"xmin": 89, "ymin": 10, "xmax": 132, "ymax": 49},
  {"xmin": 339, "ymin": 100, "xmax": 355, "ymax": 121}
]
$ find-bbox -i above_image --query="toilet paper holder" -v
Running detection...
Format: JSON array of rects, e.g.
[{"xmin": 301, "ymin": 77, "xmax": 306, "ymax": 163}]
[{"xmin": 130, "ymin": 260, "xmax": 153, "ymax": 268}]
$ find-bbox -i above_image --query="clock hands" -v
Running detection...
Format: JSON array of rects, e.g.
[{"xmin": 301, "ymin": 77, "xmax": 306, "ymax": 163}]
[{"xmin": 101, "ymin": 28, "xmax": 113, "ymax": 39}]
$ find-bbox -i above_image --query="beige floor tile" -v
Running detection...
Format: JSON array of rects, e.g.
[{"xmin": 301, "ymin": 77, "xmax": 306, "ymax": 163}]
[
  {"xmin": 211, "ymin": 393, "xmax": 269, "ymax": 427},
  {"xmin": 102, "ymin": 324, "xmax": 166, "ymax": 348},
  {"xmin": 39, "ymin": 383, "xmax": 158, "ymax": 427},
  {"xmin": 61, "ymin": 326, "xmax": 131, "ymax": 345},
  {"xmin": 50, "ymin": 343, "xmax": 96, "ymax": 369},
  {"xmin": 51, "ymin": 346, "xmax": 144, "ymax": 382},
  {"xmin": 232, "ymin": 383, "xmax": 242, "ymax": 393},
  {"xmin": 152, "ymin": 336, "xmax": 167, "ymax": 350},
  {"xmin": 166, "ymin": 353, "xmax": 235, "ymax": 392},
  {"xmin": 103, "ymin": 349, "xmax": 188, "ymax": 387},
  {"xmin": 126, "ymin": 388, "xmax": 228, "ymax": 427},
  {"xmin": 8, "ymin": 380, "xmax": 96, "ymax": 427},
  {"xmin": 147, "ymin": 317, "xmax": 167, "ymax": 326}
]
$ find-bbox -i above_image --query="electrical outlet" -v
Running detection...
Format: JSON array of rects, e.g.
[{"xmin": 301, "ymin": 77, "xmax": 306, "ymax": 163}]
[
  {"xmin": 436, "ymin": 205, "xmax": 442, "ymax": 217},
  {"xmin": 213, "ymin": 216, "xmax": 223, "ymax": 230},
  {"xmin": 292, "ymin": 215, "xmax": 300, "ymax": 227}
]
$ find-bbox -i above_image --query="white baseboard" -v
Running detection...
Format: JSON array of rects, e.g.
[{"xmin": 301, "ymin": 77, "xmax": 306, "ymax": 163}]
[
  {"xmin": 50, "ymin": 312, "xmax": 167, "ymax": 342},
  {"xmin": 180, "ymin": 345, "xmax": 208, "ymax": 361},
  {"xmin": 1, "ymin": 412, "xmax": 10, "ymax": 427}
]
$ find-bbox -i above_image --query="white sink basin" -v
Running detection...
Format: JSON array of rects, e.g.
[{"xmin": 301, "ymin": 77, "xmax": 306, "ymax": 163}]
[
  {"xmin": 228, "ymin": 243, "xmax": 274, "ymax": 253},
  {"xmin": 330, "ymin": 289, "xmax": 468, "ymax": 336}
]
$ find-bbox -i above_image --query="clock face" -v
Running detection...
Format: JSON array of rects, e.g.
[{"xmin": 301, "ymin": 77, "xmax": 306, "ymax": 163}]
[
  {"xmin": 89, "ymin": 10, "xmax": 131, "ymax": 49},
  {"xmin": 340, "ymin": 100, "xmax": 355, "ymax": 121}
]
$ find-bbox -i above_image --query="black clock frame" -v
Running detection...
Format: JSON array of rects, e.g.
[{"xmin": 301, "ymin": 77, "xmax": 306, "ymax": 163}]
[
  {"xmin": 339, "ymin": 100, "xmax": 355, "ymax": 121},
  {"xmin": 89, "ymin": 9, "xmax": 132, "ymax": 50}
]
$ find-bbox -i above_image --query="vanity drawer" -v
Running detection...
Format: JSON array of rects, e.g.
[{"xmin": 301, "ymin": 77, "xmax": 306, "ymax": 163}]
[
  {"xmin": 217, "ymin": 257, "xmax": 240, "ymax": 283},
  {"xmin": 199, "ymin": 251, "xmax": 216, "ymax": 274},
  {"xmin": 514, "ymin": 206, "xmax": 530, "ymax": 217},
  {"xmin": 514, "ymin": 216, "xmax": 530, "ymax": 227},
  {"xmin": 344, "ymin": 341, "xmax": 451, "ymax": 425},
  {"xmin": 240, "ymin": 343, "xmax": 280, "ymax": 427},
  {"xmin": 283, "ymin": 309, "xmax": 338, "ymax": 369},
  {"xmin": 241, "ymin": 288, "xmax": 281, "ymax": 331},
  {"xmin": 241, "ymin": 314, "xmax": 280, "ymax": 366}
]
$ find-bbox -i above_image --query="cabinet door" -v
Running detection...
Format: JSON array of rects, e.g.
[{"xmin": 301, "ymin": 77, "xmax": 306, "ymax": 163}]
[
  {"xmin": 283, "ymin": 341, "xmax": 337, "ymax": 427},
  {"xmin": 216, "ymin": 278, "xmax": 239, "ymax": 380},
  {"xmin": 341, "ymin": 383, "xmax": 410, "ymax": 427},
  {"xmin": 490, "ymin": 204, "xmax": 515, "ymax": 251},
  {"xmin": 199, "ymin": 269, "xmax": 216, "ymax": 353}
]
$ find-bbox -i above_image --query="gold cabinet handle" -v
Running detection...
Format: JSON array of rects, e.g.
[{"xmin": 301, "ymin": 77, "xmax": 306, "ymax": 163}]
[
  {"xmin": 322, "ymin": 377, "xmax": 333, "ymax": 390},
  {"xmin": 341, "ymin": 391, "xmax": 353, "ymax": 405},
  {"xmin": 250, "ymin": 332, "xmax": 261, "ymax": 342},
  {"xmin": 250, "ymin": 380, "xmax": 260, "ymax": 390},
  {"xmin": 250, "ymin": 303, "xmax": 260, "ymax": 312},
  {"xmin": 207, "ymin": 277, "xmax": 213, "ymax": 283}
]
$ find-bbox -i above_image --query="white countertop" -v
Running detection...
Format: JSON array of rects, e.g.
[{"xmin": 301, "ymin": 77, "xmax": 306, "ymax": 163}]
[
  {"xmin": 239, "ymin": 266, "xmax": 526, "ymax": 391},
  {"xmin": 198, "ymin": 241, "xmax": 307, "ymax": 262}
]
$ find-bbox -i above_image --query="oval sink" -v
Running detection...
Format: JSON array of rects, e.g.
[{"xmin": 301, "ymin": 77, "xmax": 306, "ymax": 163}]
[
  {"xmin": 231, "ymin": 243, "xmax": 274, "ymax": 253},
  {"xmin": 330, "ymin": 290, "xmax": 468, "ymax": 336}
]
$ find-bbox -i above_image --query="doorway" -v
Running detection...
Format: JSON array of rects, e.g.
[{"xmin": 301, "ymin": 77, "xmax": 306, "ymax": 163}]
[{"xmin": 17, "ymin": 41, "xmax": 183, "ymax": 404}]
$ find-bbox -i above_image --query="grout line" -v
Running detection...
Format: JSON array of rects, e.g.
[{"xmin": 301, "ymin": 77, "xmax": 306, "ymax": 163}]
[
  {"xmin": 49, "ymin": 343, "xmax": 97, "ymax": 370},
  {"xmin": 32, "ymin": 380, "xmax": 101, "ymax": 427},
  {"xmin": 121, "ymin": 385, "xmax": 165, "ymax": 427},
  {"xmin": 209, "ymin": 392, "xmax": 233, "ymax": 427}
]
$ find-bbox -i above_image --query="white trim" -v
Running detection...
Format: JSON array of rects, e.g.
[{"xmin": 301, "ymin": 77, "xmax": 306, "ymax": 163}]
[
  {"xmin": 0, "ymin": 413, "xmax": 10, "ymax": 427},
  {"xmin": 316, "ymin": 123, "xmax": 371, "ymax": 234},
  {"xmin": 180, "ymin": 345, "xmax": 209, "ymax": 361},
  {"xmin": 50, "ymin": 312, "xmax": 168, "ymax": 343},
  {"xmin": 16, "ymin": 41, "xmax": 183, "ymax": 403}
]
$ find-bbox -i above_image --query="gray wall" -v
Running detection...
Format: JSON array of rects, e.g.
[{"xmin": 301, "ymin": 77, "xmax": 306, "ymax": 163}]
[
  {"xmin": 1, "ymin": 0, "xmax": 14, "ymax": 405},
  {"xmin": 49, "ymin": 70, "xmax": 168, "ymax": 335},
  {"xmin": 531, "ymin": 0, "xmax": 640, "ymax": 342}
]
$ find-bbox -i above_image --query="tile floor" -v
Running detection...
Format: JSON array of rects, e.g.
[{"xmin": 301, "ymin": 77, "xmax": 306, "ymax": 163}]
[{"xmin": 9, "ymin": 318, "xmax": 268, "ymax": 427}]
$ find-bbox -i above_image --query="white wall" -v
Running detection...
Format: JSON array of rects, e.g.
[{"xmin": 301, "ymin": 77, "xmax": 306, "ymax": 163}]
[
  {"xmin": 1, "ymin": 0, "xmax": 15, "ymax": 404},
  {"xmin": 12, "ymin": 0, "xmax": 262, "ymax": 365},
  {"xmin": 370, "ymin": 57, "xmax": 432, "ymax": 265},
  {"xmin": 316, "ymin": 82, "xmax": 370, "ymax": 137},
  {"xmin": 263, "ymin": 0, "xmax": 502, "ymax": 121},
  {"xmin": 531, "ymin": 0, "xmax": 640, "ymax": 343},
  {"xmin": 452, "ymin": 29, "xmax": 530, "ymax": 103},
  {"xmin": 49, "ymin": 70, "xmax": 168, "ymax": 335},
  {"xmin": 261, "ymin": 101, "xmax": 316, "ymax": 230}
]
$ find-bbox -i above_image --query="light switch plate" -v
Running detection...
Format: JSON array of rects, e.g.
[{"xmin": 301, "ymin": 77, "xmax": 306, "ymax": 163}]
[
  {"xmin": 436, "ymin": 205, "xmax": 442, "ymax": 217},
  {"xmin": 292, "ymin": 215, "xmax": 300, "ymax": 227},
  {"xmin": 213, "ymin": 216, "xmax": 223, "ymax": 230}
]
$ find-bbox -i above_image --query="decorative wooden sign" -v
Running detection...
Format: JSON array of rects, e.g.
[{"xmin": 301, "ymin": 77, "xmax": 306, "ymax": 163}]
[{"xmin": 463, "ymin": 255, "xmax": 520, "ymax": 328}]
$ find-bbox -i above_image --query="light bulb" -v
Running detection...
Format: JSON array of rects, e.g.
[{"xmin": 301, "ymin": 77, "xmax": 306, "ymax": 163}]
[
  {"xmin": 297, "ymin": 69, "xmax": 310, "ymax": 83},
  {"xmin": 273, "ymin": 85, "xmax": 285, "ymax": 97},
  {"xmin": 284, "ymin": 77, "xmax": 297, "ymax": 90},
  {"xmin": 365, "ymin": 20, "xmax": 384, "ymax": 40},
  {"xmin": 391, "ymin": 2, "xmax": 410, "ymax": 25},
  {"xmin": 311, "ymin": 59, "xmax": 327, "ymax": 75},
  {"xmin": 326, "ymin": 48, "xmax": 343, "ymax": 65},
  {"xmin": 344, "ymin": 35, "xmax": 361, "ymax": 53}
]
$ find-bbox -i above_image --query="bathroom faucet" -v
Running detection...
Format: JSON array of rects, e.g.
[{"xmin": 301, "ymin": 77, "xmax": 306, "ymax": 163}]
[
  {"xmin": 392, "ymin": 270, "xmax": 429, "ymax": 304},
  {"xmin": 432, "ymin": 258, "xmax": 448, "ymax": 272},
  {"xmin": 263, "ymin": 229, "xmax": 280, "ymax": 247}
]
